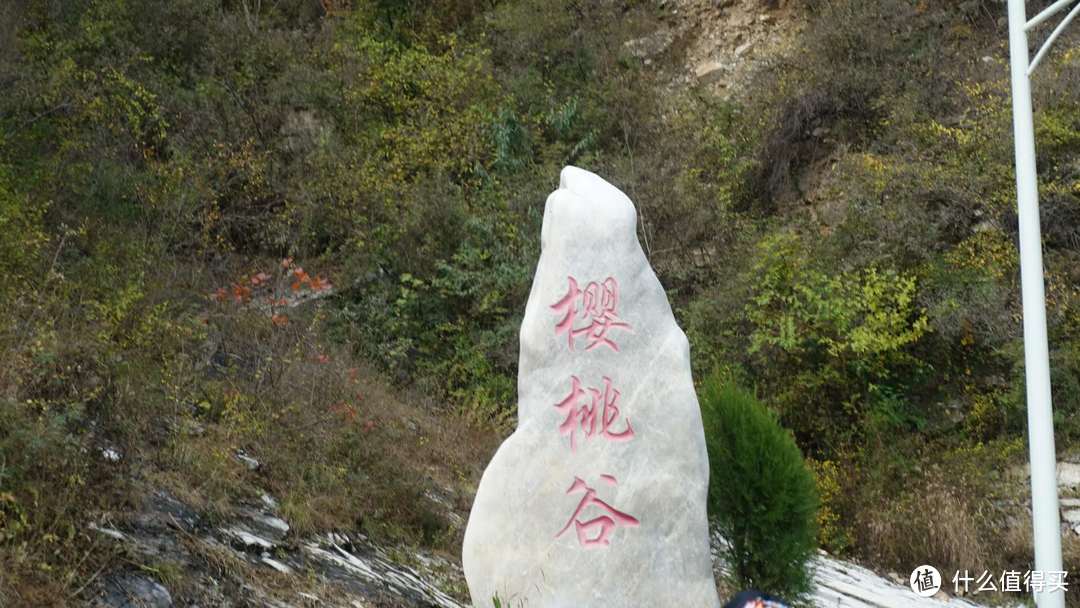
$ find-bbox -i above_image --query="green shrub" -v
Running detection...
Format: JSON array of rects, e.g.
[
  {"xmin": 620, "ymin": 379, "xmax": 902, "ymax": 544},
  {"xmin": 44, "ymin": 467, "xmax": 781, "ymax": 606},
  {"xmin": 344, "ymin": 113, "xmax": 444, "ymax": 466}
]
[{"xmin": 700, "ymin": 375, "xmax": 819, "ymax": 600}]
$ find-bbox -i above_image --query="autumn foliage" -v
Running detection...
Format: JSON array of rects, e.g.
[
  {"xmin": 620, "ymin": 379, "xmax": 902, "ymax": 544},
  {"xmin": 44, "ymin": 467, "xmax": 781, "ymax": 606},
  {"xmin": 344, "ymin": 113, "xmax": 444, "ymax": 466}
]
[{"xmin": 211, "ymin": 258, "xmax": 333, "ymax": 328}]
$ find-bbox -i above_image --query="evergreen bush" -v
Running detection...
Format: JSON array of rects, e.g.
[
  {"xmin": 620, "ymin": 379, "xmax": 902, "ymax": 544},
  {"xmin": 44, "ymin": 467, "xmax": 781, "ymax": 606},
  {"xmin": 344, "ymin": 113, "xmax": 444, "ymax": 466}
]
[{"xmin": 700, "ymin": 375, "xmax": 819, "ymax": 601}]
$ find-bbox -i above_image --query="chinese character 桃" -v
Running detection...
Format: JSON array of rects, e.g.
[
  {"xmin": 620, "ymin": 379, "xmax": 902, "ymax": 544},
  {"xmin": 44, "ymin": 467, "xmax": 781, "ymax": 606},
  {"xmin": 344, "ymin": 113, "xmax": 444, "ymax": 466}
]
[{"xmin": 554, "ymin": 375, "xmax": 634, "ymax": 451}]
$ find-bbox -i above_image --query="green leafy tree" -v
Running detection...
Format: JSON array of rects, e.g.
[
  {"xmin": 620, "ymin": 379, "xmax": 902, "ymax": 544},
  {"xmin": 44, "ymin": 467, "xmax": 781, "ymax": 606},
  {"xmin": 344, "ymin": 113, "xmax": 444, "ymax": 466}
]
[{"xmin": 700, "ymin": 375, "xmax": 819, "ymax": 601}]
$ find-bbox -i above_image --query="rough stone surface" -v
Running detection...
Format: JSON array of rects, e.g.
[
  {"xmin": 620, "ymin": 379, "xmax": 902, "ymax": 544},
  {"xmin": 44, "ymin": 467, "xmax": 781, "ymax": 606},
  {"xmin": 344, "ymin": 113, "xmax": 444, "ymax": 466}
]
[
  {"xmin": 463, "ymin": 166, "xmax": 720, "ymax": 608},
  {"xmin": 87, "ymin": 487, "xmax": 466, "ymax": 608},
  {"xmin": 95, "ymin": 573, "xmax": 173, "ymax": 608},
  {"xmin": 711, "ymin": 533, "xmax": 997, "ymax": 608},
  {"xmin": 623, "ymin": 29, "xmax": 675, "ymax": 59},
  {"xmin": 1059, "ymin": 462, "xmax": 1080, "ymax": 488},
  {"xmin": 694, "ymin": 59, "xmax": 729, "ymax": 85}
]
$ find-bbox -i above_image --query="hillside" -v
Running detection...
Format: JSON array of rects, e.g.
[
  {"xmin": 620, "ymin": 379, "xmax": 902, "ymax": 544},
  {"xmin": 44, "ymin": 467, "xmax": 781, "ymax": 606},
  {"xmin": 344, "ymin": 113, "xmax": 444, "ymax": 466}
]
[{"xmin": 1, "ymin": 0, "xmax": 1080, "ymax": 606}]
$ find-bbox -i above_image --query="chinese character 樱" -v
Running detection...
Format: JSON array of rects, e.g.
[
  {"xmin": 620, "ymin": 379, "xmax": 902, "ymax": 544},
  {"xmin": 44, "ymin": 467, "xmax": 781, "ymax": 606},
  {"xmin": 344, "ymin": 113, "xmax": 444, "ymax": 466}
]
[{"xmin": 551, "ymin": 276, "xmax": 632, "ymax": 352}]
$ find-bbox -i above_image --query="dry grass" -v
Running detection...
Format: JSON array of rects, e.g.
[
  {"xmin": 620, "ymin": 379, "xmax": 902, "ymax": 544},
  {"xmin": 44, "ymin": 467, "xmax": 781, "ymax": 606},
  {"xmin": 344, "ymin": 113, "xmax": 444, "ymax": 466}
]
[
  {"xmin": 851, "ymin": 464, "xmax": 1080, "ymax": 606},
  {"xmin": 0, "ymin": 254, "xmax": 502, "ymax": 603},
  {"xmin": 149, "ymin": 280, "xmax": 500, "ymax": 551},
  {"xmin": 856, "ymin": 475, "xmax": 988, "ymax": 577}
]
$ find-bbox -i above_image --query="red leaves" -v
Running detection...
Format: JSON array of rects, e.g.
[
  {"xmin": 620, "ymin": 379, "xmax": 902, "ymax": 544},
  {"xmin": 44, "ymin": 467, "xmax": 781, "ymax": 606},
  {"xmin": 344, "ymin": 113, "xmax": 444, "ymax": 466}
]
[
  {"xmin": 329, "ymin": 402, "xmax": 360, "ymax": 424},
  {"xmin": 210, "ymin": 259, "xmax": 331, "ymax": 327},
  {"xmin": 309, "ymin": 275, "xmax": 332, "ymax": 292},
  {"xmin": 232, "ymin": 284, "xmax": 252, "ymax": 304},
  {"xmin": 287, "ymin": 266, "xmax": 332, "ymax": 293}
]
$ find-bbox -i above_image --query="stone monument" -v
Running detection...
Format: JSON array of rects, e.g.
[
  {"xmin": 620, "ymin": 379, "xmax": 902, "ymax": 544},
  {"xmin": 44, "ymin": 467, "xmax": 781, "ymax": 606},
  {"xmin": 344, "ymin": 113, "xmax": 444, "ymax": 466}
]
[{"xmin": 462, "ymin": 166, "xmax": 720, "ymax": 608}]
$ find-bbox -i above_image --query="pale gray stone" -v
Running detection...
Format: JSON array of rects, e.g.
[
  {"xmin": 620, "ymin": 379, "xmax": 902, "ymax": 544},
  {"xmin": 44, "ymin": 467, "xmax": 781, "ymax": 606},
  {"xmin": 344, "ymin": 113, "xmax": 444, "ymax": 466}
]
[
  {"xmin": 222, "ymin": 526, "xmax": 276, "ymax": 551},
  {"xmin": 463, "ymin": 167, "xmax": 720, "ymax": 608},
  {"xmin": 1058, "ymin": 462, "xmax": 1080, "ymax": 488},
  {"xmin": 98, "ymin": 574, "xmax": 173, "ymax": 608},
  {"xmin": 1062, "ymin": 508, "xmax": 1080, "ymax": 525},
  {"xmin": 235, "ymin": 450, "xmax": 260, "ymax": 470},
  {"xmin": 694, "ymin": 59, "xmax": 730, "ymax": 85},
  {"xmin": 623, "ymin": 29, "xmax": 675, "ymax": 59}
]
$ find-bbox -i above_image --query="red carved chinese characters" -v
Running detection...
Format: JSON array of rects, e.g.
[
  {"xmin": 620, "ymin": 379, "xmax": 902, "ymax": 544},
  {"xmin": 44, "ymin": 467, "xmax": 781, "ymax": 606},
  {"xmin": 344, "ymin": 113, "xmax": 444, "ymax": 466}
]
[
  {"xmin": 555, "ymin": 476, "xmax": 640, "ymax": 548},
  {"xmin": 551, "ymin": 274, "xmax": 639, "ymax": 548},
  {"xmin": 554, "ymin": 375, "xmax": 634, "ymax": 452},
  {"xmin": 550, "ymin": 276, "xmax": 632, "ymax": 352}
]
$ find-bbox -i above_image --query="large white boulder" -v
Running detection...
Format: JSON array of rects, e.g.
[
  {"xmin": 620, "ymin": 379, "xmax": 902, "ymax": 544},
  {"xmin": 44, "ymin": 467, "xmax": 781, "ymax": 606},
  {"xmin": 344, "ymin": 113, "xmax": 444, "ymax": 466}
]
[{"xmin": 463, "ymin": 166, "xmax": 720, "ymax": 608}]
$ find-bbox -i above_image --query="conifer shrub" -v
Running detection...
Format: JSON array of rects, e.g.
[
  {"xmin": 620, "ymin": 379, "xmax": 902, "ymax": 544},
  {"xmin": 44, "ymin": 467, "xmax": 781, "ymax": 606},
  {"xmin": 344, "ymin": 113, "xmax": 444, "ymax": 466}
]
[{"xmin": 700, "ymin": 375, "xmax": 819, "ymax": 601}]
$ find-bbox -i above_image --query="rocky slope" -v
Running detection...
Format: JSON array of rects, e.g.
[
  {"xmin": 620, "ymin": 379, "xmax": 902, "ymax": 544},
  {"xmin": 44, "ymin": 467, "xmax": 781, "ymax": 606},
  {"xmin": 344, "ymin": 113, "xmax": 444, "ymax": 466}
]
[
  {"xmin": 83, "ymin": 478, "xmax": 1006, "ymax": 608},
  {"xmin": 85, "ymin": 482, "xmax": 467, "ymax": 608},
  {"xmin": 623, "ymin": 0, "xmax": 803, "ymax": 97},
  {"xmin": 71, "ymin": 3, "xmax": 1058, "ymax": 607}
]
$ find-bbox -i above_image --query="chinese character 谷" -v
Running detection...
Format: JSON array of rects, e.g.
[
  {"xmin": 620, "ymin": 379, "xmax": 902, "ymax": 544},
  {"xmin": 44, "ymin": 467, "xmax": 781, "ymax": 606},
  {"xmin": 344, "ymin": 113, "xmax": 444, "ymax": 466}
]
[
  {"xmin": 551, "ymin": 276, "xmax": 632, "ymax": 352},
  {"xmin": 556, "ymin": 475, "xmax": 639, "ymax": 548},
  {"xmin": 554, "ymin": 375, "xmax": 634, "ymax": 451}
]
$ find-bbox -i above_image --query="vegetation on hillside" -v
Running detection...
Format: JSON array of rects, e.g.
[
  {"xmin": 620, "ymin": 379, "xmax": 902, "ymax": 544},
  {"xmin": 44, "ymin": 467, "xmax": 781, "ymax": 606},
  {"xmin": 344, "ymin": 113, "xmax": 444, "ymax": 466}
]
[{"xmin": 1, "ymin": 0, "xmax": 1079, "ymax": 604}]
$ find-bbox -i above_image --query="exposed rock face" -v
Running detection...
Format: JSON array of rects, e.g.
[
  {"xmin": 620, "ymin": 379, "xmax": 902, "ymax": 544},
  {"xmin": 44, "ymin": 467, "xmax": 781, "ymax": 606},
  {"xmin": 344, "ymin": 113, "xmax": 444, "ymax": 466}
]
[
  {"xmin": 463, "ymin": 167, "xmax": 720, "ymax": 608},
  {"xmin": 86, "ymin": 487, "xmax": 466, "ymax": 608},
  {"xmin": 95, "ymin": 574, "xmax": 173, "ymax": 608},
  {"xmin": 635, "ymin": 0, "xmax": 803, "ymax": 97},
  {"xmin": 623, "ymin": 29, "xmax": 675, "ymax": 59}
]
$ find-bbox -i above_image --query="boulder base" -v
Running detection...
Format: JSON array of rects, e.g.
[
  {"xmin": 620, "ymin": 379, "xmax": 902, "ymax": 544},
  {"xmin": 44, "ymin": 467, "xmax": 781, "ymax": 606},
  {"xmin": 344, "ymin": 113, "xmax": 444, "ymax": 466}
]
[{"xmin": 463, "ymin": 167, "xmax": 720, "ymax": 608}]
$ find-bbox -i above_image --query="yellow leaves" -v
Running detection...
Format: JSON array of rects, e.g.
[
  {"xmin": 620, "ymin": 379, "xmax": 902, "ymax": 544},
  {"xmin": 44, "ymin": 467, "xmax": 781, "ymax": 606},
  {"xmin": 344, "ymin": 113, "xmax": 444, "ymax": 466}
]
[
  {"xmin": 1061, "ymin": 46, "xmax": 1080, "ymax": 67},
  {"xmin": 846, "ymin": 268, "xmax": 928, "ymax": 356},
  {"xmin": 850, "ymin": 152, "xmax": 891, "ymax": 194},
  {"xmin": 924, "ymin": 119, "xmax": 973, "ymax": 147},
  {"xmin": 748, "ymin": 235, "xmax": 928, "ymax": 360},
  {"xmin": 97, "ymin": 67, "xmax": 169, "ymax": 153},
  {"xmin": 332, "ymin": 27, "xmax": 499, "ymax": 190},
  {"xmin": 945, "ymin": 229, "xmax": 1018, "ymax": 280},
  {"xmin": 807, "ymin": 458, "xmax": 852, "ymax": 554},
  {"xmin": 1035, "ymin": 108, "xmax": 1080, "ymax": 155},
  {"xmin": 0, "ymin": 490, "xmax": 29, "ymax": 543}
]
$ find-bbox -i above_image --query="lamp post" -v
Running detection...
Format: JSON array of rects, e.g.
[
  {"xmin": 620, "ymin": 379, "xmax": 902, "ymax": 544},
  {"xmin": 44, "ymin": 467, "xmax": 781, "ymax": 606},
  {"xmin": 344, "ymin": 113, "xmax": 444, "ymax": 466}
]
[{"xmin": 1005, "ymin": 1, "xmax": 1078, "ymax": 606}]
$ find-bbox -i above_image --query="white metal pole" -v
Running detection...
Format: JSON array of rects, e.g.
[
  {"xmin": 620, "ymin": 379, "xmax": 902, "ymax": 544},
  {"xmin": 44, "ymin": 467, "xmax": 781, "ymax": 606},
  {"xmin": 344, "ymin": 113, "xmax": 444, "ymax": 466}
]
[{"xmin": 1006, "ymin": 1, "xmax": 1065, "ymax": 606}]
